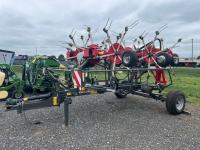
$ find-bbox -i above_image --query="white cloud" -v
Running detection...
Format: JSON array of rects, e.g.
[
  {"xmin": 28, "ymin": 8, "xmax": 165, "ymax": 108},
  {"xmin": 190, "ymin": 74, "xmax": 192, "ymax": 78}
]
[{"xmin": 0, "ymin": 0, "xmax": 200, "ymax": 57}]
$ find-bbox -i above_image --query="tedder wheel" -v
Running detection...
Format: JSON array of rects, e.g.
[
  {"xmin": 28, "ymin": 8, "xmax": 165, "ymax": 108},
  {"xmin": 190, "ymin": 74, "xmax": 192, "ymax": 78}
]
[
  {"xmin": 166, "ymin": 90, "xmax": 186, "ymax": 115},
  {"xmin": 114, "ymin": 81, "xmax": 129, "ymax": 98},
  {"xmin": 156, "ymin": 52, "xmax": 173, "ymax": 67},
  {"xmin": 12, "ymin": 90, "xmax": 24, "ymax": 99},
  {"xmin": 122, "ymin": 51, "xmax": 138, "ymax": 67},
  {"xmin": 115, "ymin": 89, "xmax": 129, "ymax": 98},
  {"xmin": 172, "ymin": 53, "xmax": 179, "ymax": 66}
]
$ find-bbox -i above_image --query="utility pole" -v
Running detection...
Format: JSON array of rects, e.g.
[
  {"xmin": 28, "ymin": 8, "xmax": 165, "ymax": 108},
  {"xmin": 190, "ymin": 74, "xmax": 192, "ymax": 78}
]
[
  {"xmin": 35, "ymin": 47, "xmax": 38, "ymax": 56},
  {"xmin": 192, "ymin": 38, "xmax": 194, "ymax": 62}
]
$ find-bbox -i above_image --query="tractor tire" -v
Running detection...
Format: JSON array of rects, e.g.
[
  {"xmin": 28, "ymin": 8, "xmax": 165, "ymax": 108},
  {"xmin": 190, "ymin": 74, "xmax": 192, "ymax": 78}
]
[
  {"xmin": 122, "ymin": 51, "xmax": 138, "ymax": 67},
  {"xmin": 23, "ymin": 85, "xmax": 33, "ymax": 94},
  {"xmin": 166, "ymin": 90, "xmax": 186, "ymax": 115},
  {"xmin": 156, "ymin": 52, "xmax": 173, "ymax": 67},
  {"xmin": 12, "ymin": 90, "xmax": 24, "ymax": 99}
]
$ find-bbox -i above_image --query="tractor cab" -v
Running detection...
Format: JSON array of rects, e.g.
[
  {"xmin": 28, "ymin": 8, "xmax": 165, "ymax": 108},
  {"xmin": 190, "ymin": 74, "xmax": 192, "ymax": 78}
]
[{"xmin": 0, "ymin": 50, "xmax": 25, "ymax": 100}]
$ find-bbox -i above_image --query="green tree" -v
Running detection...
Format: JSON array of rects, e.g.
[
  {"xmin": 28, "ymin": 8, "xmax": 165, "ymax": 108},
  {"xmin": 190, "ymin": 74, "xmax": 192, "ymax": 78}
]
[
  {"xmin": 58, "ymin": 54, "xmax": 65, "ymax": 61},
  {"xmin": 50, "ymin": 55, "xmax": 57, "ymax": 59}
]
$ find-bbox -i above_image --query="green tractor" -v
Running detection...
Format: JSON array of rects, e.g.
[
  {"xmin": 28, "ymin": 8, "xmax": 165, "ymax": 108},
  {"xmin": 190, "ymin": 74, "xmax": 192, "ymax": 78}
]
[
  {"xmin": 0, "ymin": 50, "xmax": 69, "ymax": 100},
  {"xmin": 24, "ymin": 56, "xmax": 67, "ymax": 93},
  {"xmin": 0, "ymin": 50, "xmax": 25, "ymax": 100}
]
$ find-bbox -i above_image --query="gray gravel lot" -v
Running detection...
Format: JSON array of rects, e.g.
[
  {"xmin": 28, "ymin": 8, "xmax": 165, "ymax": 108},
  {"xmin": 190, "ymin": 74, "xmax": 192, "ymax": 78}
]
[{"xmin": 0, "ymin": 93, "xmax": 200, "ymax": 150}]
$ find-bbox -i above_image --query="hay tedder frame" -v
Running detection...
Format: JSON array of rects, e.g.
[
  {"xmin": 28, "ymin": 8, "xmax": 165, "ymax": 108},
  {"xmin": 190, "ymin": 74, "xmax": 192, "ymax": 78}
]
[
  {"xmin": 4, "ymin": 20, "xmax": 186, "ymax": 126},
  {"xmin": 5, "ymin": 66, "xmax": 185, "ymax": 126}
]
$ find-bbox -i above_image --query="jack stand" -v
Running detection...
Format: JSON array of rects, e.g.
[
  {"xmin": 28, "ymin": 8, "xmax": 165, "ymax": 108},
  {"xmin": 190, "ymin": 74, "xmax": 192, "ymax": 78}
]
[{"xmin": 64, "ymin": 98, "xmax": 72, "ymax": 126}]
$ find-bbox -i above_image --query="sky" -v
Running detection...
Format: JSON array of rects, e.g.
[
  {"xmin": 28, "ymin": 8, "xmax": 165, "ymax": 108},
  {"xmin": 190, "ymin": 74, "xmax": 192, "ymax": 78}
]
[{"xmin": 0, "ymin": 0, "xmax": 200, "ymax": 57}]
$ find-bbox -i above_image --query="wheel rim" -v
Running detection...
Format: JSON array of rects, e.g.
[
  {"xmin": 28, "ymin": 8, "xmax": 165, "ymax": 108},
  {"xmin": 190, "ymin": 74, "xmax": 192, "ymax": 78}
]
[
  {"xmin": 117, "ymin": 89, "xmax": 128, "ymax": 96},
  {"xmin": 157, "ymin": 55, "xmax": 166, "ymax": 64},
  {"xmin": 174, "ymin": 58, "xmax": 179, "ymax": 64},
  {"xmin": 123, "ymin": 54, "xmax": 131, "ymax": 64},
  {"xmin": 121, "ymin": 90, "xmax": 128, "ymax": 96},
  {"xmin": 176, "ymin": 96, "xmax": 184, "ymax": 111}
]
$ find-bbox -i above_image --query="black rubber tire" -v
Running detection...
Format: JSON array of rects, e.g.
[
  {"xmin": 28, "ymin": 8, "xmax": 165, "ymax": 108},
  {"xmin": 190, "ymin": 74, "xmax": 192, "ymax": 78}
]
[
  {"xmin": 23, "ymin": 85, "xmax": 33, "ymax": 93},
  {"xmin": 156, "ymin": 52, "xmax": 173, "ymax": 67},
  {"xmin": 115, "ymin": 89, "xmax": 128, "ymax": 98},
  {"xmin": 172, "ymin": 53, "xmax": 179, "ymax": 66},
  {"xmin": 122, "ymin": 51, "xmax": 138, "ymax": 67},
  {"xmin": 12, "ymin": 90, "xmax": 24, "ymax": 99},
  {"xmin": 114, "ymin": 81, "xmax": 129, "ymax": 98},
  {"xmin": 166, "ymin": 90, "xmax": 186, "ymax": 115}
]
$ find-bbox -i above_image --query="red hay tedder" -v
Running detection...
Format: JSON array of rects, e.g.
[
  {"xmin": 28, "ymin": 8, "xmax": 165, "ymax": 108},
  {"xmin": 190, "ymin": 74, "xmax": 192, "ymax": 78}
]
[{"xmin": 5, "ymin": 20, "xmax": 186, "ymax": 126}]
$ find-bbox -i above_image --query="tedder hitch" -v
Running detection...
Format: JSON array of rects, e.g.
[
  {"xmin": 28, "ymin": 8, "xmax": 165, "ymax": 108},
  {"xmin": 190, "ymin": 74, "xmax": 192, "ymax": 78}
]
[{"xmin": 6, "ymin": 91, "xmax": 72, "ymax": 126}]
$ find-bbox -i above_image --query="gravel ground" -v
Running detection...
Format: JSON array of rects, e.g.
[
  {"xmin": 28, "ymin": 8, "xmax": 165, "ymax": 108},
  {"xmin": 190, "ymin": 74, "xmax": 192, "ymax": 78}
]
[{"xmin": 0, "ymin": 93, "xmax": 200, "ymax": 150}]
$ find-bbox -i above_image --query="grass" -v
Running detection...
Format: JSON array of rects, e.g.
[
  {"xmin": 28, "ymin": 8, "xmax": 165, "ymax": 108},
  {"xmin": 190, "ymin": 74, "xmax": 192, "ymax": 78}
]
[
  {"xmin": 11, "ymin": 65, "xmax": 200, "ymax": 106},
  {"xmin": 165, "ymin": 68, "xmax": 200, "ymax": 106}
]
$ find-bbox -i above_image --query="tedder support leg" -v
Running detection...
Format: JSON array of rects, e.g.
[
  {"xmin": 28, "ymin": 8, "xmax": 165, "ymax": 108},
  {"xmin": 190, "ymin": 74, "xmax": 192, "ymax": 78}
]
[{"xmin": 64, "ymin": 98, "xmax": 72, "ymax": 126}]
